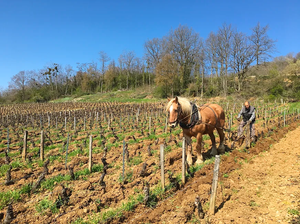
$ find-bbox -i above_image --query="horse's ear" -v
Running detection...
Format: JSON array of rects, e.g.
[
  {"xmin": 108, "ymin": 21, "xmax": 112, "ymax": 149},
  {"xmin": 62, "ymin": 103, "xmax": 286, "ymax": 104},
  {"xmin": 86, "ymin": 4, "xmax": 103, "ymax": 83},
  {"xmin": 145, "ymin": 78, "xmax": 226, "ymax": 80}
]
[
  {"xmin": 167, "ymin": 98, "xmax": 171, "ymax": 102},
  {"xmin": 174, "ymin": 96, "xmax": 178, "ymax": 103}
]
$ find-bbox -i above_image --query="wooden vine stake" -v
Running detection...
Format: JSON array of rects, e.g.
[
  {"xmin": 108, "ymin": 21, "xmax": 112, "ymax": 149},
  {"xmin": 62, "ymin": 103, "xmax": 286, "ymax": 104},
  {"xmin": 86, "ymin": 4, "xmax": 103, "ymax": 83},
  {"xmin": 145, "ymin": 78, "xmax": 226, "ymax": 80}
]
[
  {"xmin": 40, "ymin": 130, "xmax": 44, "ymax": 161},
  {"xmin": 182, "ymin": 137, "xmax": 186, "ymax": 184},
  {"xmin": 65, "ymin": 133, "xmax": 69, "ymax": 170},
  {"xmin": 122, "ymin": 140, "xmax": 125, "ymax": 182},
  {"xmin": 88, "ymin": 135, "xmax": 93, "ymax": 172},
  {"xmin": 22, "ymin": 130, "xmax": 28, "ymax": 162},
  {"xmin": 209, "ymin": 155, "xmax": 220, "ymax": 215},
  {"xmin": 160, "ymin": 144, "xmax": 165, "ymax": 189},
  {"xmin": 7, "ymin": 128, "xmax": 9, "ymax": 153},
  {"xmin": 165, "ymin": 117, "xmax": 168, "ymax": 133},
  {"xmin": 149, "ymin": 117, "xmax": 151, "ymax": 134}
]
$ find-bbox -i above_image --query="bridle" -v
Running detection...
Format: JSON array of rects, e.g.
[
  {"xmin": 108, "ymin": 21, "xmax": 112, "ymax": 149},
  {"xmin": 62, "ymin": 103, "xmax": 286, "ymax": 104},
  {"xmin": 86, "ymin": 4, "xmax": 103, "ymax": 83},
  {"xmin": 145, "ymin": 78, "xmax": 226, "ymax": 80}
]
[{"xmin": 168, "ymin": 102, "xmax": 191, "ymax": 127}]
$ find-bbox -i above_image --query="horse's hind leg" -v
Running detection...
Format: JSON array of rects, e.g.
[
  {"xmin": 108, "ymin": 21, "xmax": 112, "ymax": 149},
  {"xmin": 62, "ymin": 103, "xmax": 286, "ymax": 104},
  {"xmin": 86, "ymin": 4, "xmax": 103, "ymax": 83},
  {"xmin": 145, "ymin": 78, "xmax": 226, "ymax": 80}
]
[
  {"xmin": 209, "ymin": 132, "xmax": 218, "ymax": 156},
  {"xmin": 217, "ymin": 128, "xmax": 225, "ymax": 154},
  {"xmin": 196, "ymin": 133, "xmax": 204, "ymax": 164}
]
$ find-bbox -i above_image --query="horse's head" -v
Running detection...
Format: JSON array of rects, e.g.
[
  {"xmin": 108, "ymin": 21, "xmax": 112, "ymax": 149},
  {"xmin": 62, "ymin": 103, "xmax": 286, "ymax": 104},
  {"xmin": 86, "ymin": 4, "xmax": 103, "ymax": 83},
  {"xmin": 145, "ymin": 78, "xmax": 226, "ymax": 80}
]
[{"xmin": 167, "ymin": 96, "xmax": 182, "ymax": 128}]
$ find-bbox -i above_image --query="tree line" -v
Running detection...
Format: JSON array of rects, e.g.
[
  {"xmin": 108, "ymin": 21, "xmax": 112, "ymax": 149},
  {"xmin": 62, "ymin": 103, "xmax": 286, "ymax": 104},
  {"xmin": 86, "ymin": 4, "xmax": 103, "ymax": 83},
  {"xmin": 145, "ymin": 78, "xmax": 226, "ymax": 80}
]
[{"xmin": 2, "ymin": 22, "xmax": 299, "ymax": 103}]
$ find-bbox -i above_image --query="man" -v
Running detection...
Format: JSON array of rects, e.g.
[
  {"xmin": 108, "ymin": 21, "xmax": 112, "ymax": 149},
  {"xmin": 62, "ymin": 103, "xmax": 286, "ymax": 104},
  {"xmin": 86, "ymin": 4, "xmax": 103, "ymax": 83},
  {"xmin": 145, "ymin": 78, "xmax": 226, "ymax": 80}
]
[{"xmin": 237, "ymin": 101, "xmax": 256, "ymax": 142}]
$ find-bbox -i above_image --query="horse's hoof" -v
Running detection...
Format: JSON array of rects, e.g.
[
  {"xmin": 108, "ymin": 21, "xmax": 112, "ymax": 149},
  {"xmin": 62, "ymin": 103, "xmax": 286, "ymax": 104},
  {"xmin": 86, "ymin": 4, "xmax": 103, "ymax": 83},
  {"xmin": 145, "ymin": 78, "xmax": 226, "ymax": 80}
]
[
  {"xmin": 218, "ymin": 149, "xmax": 225, "ymax": 154},
  {"xmin": 187, "ymin": 159, "xmax": 193, "ymax": 166},
  {"xmin": 196, "ymin": 159, "xmax": 204, "ymax": 164},
  {"xmin": 218, "ymin": 146, "xmax": 225, "ymax": 154}
]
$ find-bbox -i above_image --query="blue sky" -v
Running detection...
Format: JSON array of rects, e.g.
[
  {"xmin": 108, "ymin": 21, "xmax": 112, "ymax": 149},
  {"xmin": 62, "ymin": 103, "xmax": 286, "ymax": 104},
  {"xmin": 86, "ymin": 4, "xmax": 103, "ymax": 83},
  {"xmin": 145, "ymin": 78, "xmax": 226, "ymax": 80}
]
[{"xmin": 0, "ymin": 0, "xmax": 299, "ymax": 90}]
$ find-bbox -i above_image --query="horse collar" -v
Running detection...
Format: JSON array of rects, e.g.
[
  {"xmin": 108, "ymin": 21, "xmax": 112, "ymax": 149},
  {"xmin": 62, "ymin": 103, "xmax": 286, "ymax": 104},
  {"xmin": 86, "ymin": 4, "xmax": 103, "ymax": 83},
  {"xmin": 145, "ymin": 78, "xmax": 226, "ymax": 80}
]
[{"xmin": 179, "ymin": 103, "xmax": 199, "ymax": 129}]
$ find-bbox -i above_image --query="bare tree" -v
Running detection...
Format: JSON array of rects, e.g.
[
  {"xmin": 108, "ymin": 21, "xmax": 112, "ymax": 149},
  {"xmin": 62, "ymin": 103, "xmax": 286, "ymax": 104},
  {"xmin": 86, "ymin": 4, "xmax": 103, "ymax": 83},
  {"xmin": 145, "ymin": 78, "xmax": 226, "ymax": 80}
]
[
  {"xmin": 205, "ymin": 32, "xmax": 219, "ymax": 80},
  {"xmin": 99, "ymin": 51, "xmax": 111, "ymax": 92},
  {"xmin": 231, "ymin": 32, "xmax": 255, "ymax": 91},
  {"xmin": 216, "ymin": 23, "xmax": 234, "ymax": 96},
  {"xmin": 198, "ymin": 47, "xmax": 206, "ymax": 98},
  {"xmin": 296, "ymin": 52, "xmax": 300, "ymax": 60},
  {"xmin": 167, "ymin": 25, "xmax": 201, "ymax": 91},
  {"xmin": 64, "ymin": 65, "xmax": 74, "ymax": 95},
  {"xmin": 8, "ymin": 71, "xmax": 29, "ymax": 102},
  {"xmin": 120, "ymin": 51, "xmax": 135, "ymax": 89},
  {"xmin": 144, "ymin": 37, "xmax": 166, "ymax": 70},
  {"xmin": 155, "ymin": 54, "xmax": 179, "ymax": 97},
  {"xmin": 250, "ymin": 22, "xmax": 276, "ymax": 66}
]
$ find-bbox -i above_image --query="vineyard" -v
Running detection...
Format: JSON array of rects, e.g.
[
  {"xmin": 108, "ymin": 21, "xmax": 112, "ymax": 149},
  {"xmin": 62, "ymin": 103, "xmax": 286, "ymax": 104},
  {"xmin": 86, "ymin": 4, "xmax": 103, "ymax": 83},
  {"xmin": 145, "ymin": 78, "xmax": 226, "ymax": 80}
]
[{"xmin": 0, "ymin": 99, "xmax": 299, "ymax": 224}]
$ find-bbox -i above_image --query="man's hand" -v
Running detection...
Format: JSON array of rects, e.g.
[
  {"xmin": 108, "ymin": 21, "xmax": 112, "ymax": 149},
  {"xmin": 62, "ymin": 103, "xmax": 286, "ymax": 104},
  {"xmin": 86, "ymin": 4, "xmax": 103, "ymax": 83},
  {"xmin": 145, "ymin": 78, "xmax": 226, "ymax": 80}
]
[
  {"xmin": 237, "ymin": 117, "xmax": 241, "ymax": 122},
  {"xmin": 247, "ymin": 120, "xmax": 251, "ymax": 125}
]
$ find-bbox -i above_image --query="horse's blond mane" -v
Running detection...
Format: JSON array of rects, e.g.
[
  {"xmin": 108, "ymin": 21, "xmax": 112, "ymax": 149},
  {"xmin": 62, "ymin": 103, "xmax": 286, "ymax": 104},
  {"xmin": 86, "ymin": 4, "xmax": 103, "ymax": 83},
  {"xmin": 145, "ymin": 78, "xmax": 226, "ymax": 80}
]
[{"xmin": 166, "ymin": 97, "xmax": 192, "ymax": 115}]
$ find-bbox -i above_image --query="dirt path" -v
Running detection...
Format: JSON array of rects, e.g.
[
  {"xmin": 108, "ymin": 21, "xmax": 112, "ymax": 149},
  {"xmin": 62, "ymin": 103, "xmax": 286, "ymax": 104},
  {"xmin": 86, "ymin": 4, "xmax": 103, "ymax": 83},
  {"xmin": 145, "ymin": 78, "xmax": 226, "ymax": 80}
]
[
  {"xmin": 123, "ymin": 123, "xmax": 300, "ymax": 224},
  {"xmin": 212, "ymin": 125, "xmax": 300, "ymax": 224}
]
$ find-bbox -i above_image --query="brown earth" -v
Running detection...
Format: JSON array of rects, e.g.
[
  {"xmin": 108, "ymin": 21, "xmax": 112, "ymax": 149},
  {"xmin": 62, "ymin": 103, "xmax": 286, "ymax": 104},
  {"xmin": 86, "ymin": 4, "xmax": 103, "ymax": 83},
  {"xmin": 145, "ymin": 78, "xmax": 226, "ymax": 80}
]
[
  {"xmin": 0, "ymin": 117, "xmax": 299, "ymax": 224},
  {"xmin": 119, "ymin": 122, "xmax": 300, "ymax": 224}
]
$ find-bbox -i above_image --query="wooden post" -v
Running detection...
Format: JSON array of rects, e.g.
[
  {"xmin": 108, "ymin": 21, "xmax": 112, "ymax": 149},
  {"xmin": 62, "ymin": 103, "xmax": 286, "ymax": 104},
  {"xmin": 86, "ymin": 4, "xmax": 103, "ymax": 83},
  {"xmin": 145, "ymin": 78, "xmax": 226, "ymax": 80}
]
[
  {"xmin": 246, "ymin": 123, "xmax": 251, "ymax": 148},
  {"xmin": 284, "ymin": 110, "xmax": 286, "ymax": 127},
  {"xmin": 55, "ymin": 117, "xmax": 58, "ymax": 129},
  {"xmin": 165, "ymin": 117, "xmax": 168, "ymax": 133},
  {"xmin": 89, "ymin": 135, "xmax": 93, "ymax": 172},
  {"xmin": 40, "ymin": 115, "xmax": 42, "ymax": 130},
  {"xmin": 209, "ymin": 155, "xmax": 220, "ymax": 215},
  {"xmin": 122, "ymin": 140, "xmax": 125, "ymax": 182},
  {"xmin": 264, "ymin": 110, "xmax": 267, "ymax": 127},
  {"xmin": 230, "ymin": 113, "xmax": 232, "ymax": 130},
  {"xmin": 182, "ymin": 137, "xmax": 186, "ymax": 185},
  {"xmin": 149, "ymin": 117, "xmax": 151, "ymax": 134},
  {"xmin": 40, "ymin": 130, "xmax": 44, "ymax": 161},
  {"xmin": 65, "ymin": 133, "xmax": 69, "ymax": 170},
  {"xmin": 160, "ymin": 144, "xmax": 165, "ymax": 189},
  {"xmin": 74, "ymin": 116, "xmax": 76, "ymax": 131},
  {"xmin": 84, "ymin": 116, "xmax": 86, "ymax": 131},
  {"xmin": 65, "ymin": 116, "xmax": 67, "ymax": 131},
  {"xmin": 7, "ymin": 128, "xmax": 9, "ymax": 153},
  {"xmin": 22, "ymin": 130, "xmax": 28, "ymax": 162}
]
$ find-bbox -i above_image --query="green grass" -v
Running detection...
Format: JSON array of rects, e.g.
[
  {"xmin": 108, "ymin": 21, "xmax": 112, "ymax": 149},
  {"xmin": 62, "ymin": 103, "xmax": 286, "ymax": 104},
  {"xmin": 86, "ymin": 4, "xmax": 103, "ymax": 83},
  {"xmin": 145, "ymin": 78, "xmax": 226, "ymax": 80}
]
[
  {"xmin": 0, "ymin": 190, "xmax": 21, "ymax": 209},
  {"xmin": 0, "ymin": 160, "xmax": 24, "ymax": 177},
  {"xmin": 51, "ymin": 88, "xmax": 159, "ymax": 103},
  {"xmin": 35, "ymin": 198, "xmax": 59, "ymax": 215},
  {"xmin": 41, "ymin": 174, "xmax": 71, "ymax": 191},
  {"xmin": 118, "ymin": 171, "xmax": 133, "ymax": 183},
  {"xmin": 74, "ymin": 168, "xmax": 90, "ymax": 179},
  {"xmin": 288, "ymin": 208, "xmax": 299, "ymax": 216},
  {"xmin": 129, "ymin": 156, "xmax": 143, "ymax": 166},
  {"xmin": 288, "ymin": 102, "xmax": 300, "ymax": 112},
  {"xmin": 92, "ymin": 164, "xmax": 103, "ymax": 173},
  {"xmin": 19, "ymin": 183, "xmax": 33, "ymax": 196}
]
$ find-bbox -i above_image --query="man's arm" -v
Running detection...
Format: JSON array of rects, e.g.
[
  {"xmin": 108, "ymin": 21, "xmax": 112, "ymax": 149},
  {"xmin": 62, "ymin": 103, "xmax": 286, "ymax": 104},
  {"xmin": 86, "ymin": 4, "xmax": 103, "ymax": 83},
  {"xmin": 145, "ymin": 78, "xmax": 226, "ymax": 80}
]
[
  {"xmin": 237, "ymin": 108, "xmax": 243, "ymax": 119},
  {"xmin": 249, "ymin": 109, "xmax": 255, "ymax": 122}
]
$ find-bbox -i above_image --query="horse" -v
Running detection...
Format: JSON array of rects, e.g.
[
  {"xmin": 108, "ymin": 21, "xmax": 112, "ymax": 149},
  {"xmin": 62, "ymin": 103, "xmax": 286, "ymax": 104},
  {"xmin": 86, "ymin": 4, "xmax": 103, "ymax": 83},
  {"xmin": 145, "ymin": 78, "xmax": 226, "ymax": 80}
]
[{"xmin": 166, "ymin": 96, "xmax": 226, "ymax": 165}]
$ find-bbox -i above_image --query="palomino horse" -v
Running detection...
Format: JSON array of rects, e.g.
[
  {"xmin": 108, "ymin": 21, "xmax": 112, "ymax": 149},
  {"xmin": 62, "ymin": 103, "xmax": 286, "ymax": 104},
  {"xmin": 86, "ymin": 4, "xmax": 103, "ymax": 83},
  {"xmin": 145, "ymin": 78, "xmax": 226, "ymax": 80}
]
[{"xmin": 166, "ymin": 96, "xmax": 225, "ymax": 165}]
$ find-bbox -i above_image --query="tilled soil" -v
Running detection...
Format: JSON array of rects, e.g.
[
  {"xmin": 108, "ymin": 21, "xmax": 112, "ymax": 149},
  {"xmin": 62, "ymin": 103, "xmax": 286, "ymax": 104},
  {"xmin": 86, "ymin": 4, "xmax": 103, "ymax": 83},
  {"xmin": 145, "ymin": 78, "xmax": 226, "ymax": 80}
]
[
  {"xmin": 1, "ymin": 121, "xmax": 299, "ymax": 224},
  {"xmin": 120, "ymin": 122, "xmax": 300, "ymax": 224}
]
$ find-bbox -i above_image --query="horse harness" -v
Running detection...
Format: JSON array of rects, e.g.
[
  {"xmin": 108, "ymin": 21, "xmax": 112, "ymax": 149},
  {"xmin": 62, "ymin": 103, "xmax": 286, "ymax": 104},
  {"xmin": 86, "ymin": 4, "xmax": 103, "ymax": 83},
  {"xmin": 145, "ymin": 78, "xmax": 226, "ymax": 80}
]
[{"xmin": 178, "ymin": 102, "xmax": 221, "ymax": 130}]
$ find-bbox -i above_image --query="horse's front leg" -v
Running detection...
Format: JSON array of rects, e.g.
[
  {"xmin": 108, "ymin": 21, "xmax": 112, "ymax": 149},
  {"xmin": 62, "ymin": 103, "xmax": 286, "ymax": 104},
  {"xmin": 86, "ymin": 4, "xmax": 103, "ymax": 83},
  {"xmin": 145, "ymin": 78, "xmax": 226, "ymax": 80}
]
[
  {"xmin": 196, "ymin": 133, "xmax": 204, "ymax": 164},
  {"xmin": 184, "ymin": 134, "xmax": 193, "ymax": 166}
]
